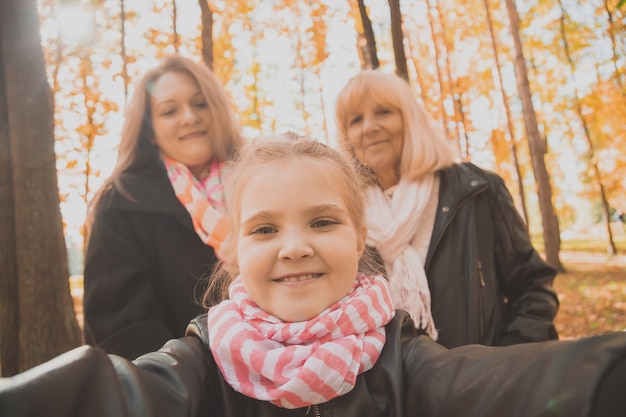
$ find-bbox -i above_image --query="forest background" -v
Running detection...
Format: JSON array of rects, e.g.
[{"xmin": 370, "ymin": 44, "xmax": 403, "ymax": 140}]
[{"xmin": 0, "ymin": 0, "xmax": 624, "ymax": 375}]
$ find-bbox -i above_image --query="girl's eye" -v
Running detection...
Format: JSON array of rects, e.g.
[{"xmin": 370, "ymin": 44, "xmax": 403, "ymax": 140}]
[
  {"xmin": 251, "ymin": 225, "xmax": 276, "ymax": 235},
  {"xmin": 376, "ymin": 108, "xmax": 391, "ymax": 115},
  {"xmin": 193, "ymin": 101, "xmax": 208, "ymax": 109},
  {"xmin": 161, "ymin": 108, "xmax": 176, "ymax": 116},
  {"xmin": 312, "ymin": 218, "xmax": 338, "ymax": 228}
]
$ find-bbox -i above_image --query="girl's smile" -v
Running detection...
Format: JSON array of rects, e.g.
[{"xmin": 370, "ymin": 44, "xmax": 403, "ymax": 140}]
[{"xmin": 273, "ymin": 272, "xmax": 322, "ymax": 284}]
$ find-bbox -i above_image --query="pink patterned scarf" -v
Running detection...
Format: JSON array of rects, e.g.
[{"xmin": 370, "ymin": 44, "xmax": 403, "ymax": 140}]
[
  {"xmin": 162, "ymin": 156, "xmax": 229, "ymax": 252},
  {"xmin": 206, "ymin": 273, "xmax": 395, "ymax": 409}
]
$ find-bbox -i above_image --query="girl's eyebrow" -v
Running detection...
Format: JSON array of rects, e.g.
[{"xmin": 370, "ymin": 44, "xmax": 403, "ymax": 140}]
[
  {"xmin": 241, "ymin": 210, "xmax": 280, "ymax": 228},
  {"xmin": 304, "ymin": 204, "xmax": 348, "ymax": 216},
  {"xmin": 241, "ymin": 204, "xmax": 348, "ymax": 227}
]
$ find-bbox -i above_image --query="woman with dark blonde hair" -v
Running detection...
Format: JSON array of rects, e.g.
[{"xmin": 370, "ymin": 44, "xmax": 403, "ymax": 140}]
[
  {"xmin": 83, "ymin": 54, "xmax": 245, "ymax": 359},
  {"xmin": 335, "ymin": 70, "xmax": 559, "ymax": 348}
]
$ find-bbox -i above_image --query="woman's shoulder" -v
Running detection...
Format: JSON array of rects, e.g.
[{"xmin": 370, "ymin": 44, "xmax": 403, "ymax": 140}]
[
  {"xmin": 438, "ymin": 162, "xmax": 506, "ymax": 193},
  {"xmin": 97, "ymin": 164, "xmax": 174, "ymax": 211}
]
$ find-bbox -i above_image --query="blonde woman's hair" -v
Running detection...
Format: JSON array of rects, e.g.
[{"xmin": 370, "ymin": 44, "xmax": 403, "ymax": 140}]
[
  {"xmin": 86, "ymin": 54, "xmax": 244, "ymax": 232},
  {"xmin": 335, "ymin": 70, "xmax": 458, "ymax": 181},
  {"xmin": 204, "ymin": 134, "xmax": 373, "ymax": 305}
]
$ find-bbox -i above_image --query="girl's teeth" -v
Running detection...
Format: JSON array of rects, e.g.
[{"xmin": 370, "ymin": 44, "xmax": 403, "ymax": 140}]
[{"xmin": 280, "ymin": 274, "xmax": 317, "ymax": 282}]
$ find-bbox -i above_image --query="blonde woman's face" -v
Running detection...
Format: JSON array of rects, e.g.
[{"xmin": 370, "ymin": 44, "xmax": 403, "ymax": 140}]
[
  {"xmin": 346, "ymin": 97, "xmax": 404, "ymax": 189},
  {"xmin": 150, "ymin": 71, "xmax": 213, "ymax": 177},
  {"xmin": 236, "ymin": 158, "xmax": 366, "ymax": 322}
]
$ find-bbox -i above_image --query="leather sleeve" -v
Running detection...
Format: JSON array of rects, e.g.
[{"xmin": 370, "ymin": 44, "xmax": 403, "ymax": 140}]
[
  {"xmin": 0, "ymin": 337, "xmax": 214, "ymax": 417},
  {"xmin": 403, "ymin": 322, "xmax": 626, "ymax": 417},
  {"xmin": 487, "ymin": 171, "xmax": 560, "ymax": 344}
]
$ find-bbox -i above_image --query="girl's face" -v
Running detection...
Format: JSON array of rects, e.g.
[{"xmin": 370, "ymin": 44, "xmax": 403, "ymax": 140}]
[
  {"xmin": 150, "ymin": 71, "xmax": 214, "ymax": 177},
  {"xmin": 236, "ymin": 157, "xmax": 366, "ymax": 322},
  {"xmin": 345, "ymin": 97, "xmax": 404, "ymax": 189}
]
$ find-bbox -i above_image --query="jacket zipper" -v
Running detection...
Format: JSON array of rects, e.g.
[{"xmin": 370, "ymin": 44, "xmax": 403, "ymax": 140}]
[
  {"xmin": 477, "ymin": 260, "xmax": 486, "ymax": 338},
  {"xmin": 305, "ymin": 405, "xmax": 321, "ymax": 417}
]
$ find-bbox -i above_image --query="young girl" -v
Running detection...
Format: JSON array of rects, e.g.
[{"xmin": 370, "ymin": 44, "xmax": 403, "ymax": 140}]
[{"xmin": 0, "ymin": 135, "xmax": 624, "ymax": 417}]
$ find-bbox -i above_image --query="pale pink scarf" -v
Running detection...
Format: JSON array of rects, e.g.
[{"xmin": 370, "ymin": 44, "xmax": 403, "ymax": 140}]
[
  {"xmin": 365, "ymin": 174, "xmax": 438, "ymax": 340},
  {"xmin": 162, "ymin": 156, "xmax": 229, "ymax": 252},
  {"xmin": 206, "ymin": 273, "xmax": 395, "ymax": 409}
]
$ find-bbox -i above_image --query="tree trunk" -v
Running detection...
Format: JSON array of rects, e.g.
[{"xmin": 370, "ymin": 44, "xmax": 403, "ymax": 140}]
[
  {"xmin": 172, "ymin": 0, "xmax": 179, "ymax": 52},
  {"xmin": 424, "ymin": 0, "xmax": 451, "ymax": 138},
  {"xmin": 356, "ymin": 0, "xmax": 379, "ymax": 69},
  {"xmin": 435, "ymin": 1, "xmax": 466, "ymax": 157},
  {"xmin": 503, "ymin": 0, "xmax": 564, "ymax": 272},
  {"xmin": 603, "ymin": 0, "xmax": 625, "ymax": 96},
  {"xmin": 558, "ymin": 0, "xmax": 617, "ymax": 255},
  {"xmin": 482, "ymin": 0, "xmax": 529, "ymax": 228},
  {"xmin": 0, "ymin": 0, "xmax": 81, "ymax": 376},
  {"xmin": 387, "ymin": 0, "xmax": 408, "ymax": 80},
  {"xmin": 198, "ymin": 0, "xmax": 214, "ymax": 70},
  {"xmin": 120, "ymin": 0, "xmax": 129, "ymax": 101}
]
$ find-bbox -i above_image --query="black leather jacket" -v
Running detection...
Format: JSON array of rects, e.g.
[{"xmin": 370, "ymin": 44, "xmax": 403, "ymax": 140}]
[
  {"xmin": 369, "ymin": 163, "xmax": 559, "ymax": 348},
  {"xmin": 1, "ymin": 312, "xmax": 624, "ymax": 417}
]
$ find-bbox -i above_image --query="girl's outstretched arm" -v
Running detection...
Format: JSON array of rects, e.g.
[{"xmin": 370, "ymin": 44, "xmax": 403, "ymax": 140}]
[
  {"xmin": 0, "ymin": 336, "xmax": 214, "ymax": 417},
  {"xmin": 403, "ymin": 318, "xmax": 626, "ymax": 417}
]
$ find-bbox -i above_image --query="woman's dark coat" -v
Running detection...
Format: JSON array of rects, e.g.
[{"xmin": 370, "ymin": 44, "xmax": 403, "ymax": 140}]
[
  {"xmin": 1, "ymin": 311, "xmax": 624, "ymax": 417},
  {"xmin": 368, "ymin": 162, "xmax": 559, "ymax": 348},
  {"xmin": 83, "ymin": 159, "xmax": 219, "ymax": 359}
]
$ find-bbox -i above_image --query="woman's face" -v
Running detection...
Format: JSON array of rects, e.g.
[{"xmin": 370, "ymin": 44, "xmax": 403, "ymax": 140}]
[
  {"xmin": 345, "ymin": 97, "xmax": 404, "ymax": 189},
  {"xmin": 150, "ymin": 71, "xmax": 214, "ymax": 177},
  {"xmin": 236, "ymin": 158, "xmax": 366, "ymax": 322}
]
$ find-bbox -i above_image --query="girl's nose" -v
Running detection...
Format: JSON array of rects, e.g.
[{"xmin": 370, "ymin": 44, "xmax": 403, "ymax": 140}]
[{"xmin": 278, "ymin": 230, "xmax": 314, "ymax": 261}]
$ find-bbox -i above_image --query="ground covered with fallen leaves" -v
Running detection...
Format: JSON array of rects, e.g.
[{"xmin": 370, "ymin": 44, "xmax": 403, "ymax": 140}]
[{"xmin": 554, "ymin": 251, "xmax": 626, "ymax": 340}]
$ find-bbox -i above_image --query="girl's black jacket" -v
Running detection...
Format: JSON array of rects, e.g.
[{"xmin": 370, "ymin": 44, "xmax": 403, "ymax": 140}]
[
  {"xmin": 1, "ymin": 311, "xmax": 624, "ymax": 417},
  {"xmin": 367, "ymin": 163, "xmax": 559, "ymax": 348}
]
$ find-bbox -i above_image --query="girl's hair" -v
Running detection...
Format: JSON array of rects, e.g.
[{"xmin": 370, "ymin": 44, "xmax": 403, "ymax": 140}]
[
  {"xmin": 203, "ymin": 134, "xmax": 376, "ymax": 305},
  {"xmin": 86, "ymin": 54, "xmax": 244, "ymax": 231},
  {"xmin": 335, "ymin": 70, "xmax": 458, "ymax": 181}
]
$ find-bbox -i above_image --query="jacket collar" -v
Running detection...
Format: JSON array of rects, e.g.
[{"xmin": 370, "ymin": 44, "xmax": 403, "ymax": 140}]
[{"xmin": 110, "ymin": 158, "xmax": 196, "ymax": 231}]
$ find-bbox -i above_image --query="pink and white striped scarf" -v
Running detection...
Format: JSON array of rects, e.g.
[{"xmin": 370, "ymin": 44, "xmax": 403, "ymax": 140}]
[
  {"xmin": 365, "ymin": 175, "xmax": 438, "ymax": 340},
  {"xmin": 206, "ymin": 273, "xmax": 395, "ymax": 409},
  {"xmin": 163, "ymin": 156, "xmax": 229, "ymax": 252}
]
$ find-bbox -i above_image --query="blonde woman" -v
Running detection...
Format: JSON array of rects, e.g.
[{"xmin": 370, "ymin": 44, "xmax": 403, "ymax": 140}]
[{"xmin": 335, "ymin": 70, "xmax": 559, "ymax": 348}]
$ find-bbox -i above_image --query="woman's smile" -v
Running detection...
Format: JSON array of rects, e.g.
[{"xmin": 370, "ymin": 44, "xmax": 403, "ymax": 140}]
[{"xmin": 179, "ymin": 130, "xmax": 207, "ymax": 140}]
